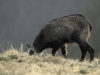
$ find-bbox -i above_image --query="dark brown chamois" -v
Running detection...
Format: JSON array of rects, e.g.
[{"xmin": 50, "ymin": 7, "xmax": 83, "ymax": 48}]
[{"xmin": 27, "ymin": 14, "xmax": 95, "ymax": 62}]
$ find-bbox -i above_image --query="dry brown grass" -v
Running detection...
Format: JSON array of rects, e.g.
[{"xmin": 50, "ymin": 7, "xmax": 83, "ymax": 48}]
[{"xmin": 0, "ymin": 44, "xmax": 100, "ymax": 75}]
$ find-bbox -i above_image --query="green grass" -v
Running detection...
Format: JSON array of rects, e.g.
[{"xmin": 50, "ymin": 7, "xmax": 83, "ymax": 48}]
[
  {"xmin": 0, "ymin": 57, "xmax": 9, "ymax": 62},
  {"xmin": 0, "ymin": 44, "xmax": 100, "ymax": 75}
]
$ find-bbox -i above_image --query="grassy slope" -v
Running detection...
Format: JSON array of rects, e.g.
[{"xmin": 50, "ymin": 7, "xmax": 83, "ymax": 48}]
[{"xmin": 0, "ymin": 46, "xmax": 100, "ymax": 75}]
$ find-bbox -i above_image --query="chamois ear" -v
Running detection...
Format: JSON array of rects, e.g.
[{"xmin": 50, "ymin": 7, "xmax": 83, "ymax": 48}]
[
  {"xmin": 26, "ymin": 43, "xmax": 31, "ymax": 48},
  {"xmin": 26, "ymin": 43, "xmax": 34, "ymax": 55}
]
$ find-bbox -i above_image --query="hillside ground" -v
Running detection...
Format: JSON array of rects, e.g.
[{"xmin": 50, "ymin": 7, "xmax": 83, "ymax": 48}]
[{"xmin": 0, "ymin": 44, "xmax": 100, "ymax": 75}]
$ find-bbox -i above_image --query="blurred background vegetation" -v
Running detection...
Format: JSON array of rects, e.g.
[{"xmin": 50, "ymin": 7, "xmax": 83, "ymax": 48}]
[
  {"xmin": 0, "ymin": 0, "xmax": 100, "ymax": 58},
  {"xmin": 83, "ymin": 0, "xmax": 100, "ymax": 56}
]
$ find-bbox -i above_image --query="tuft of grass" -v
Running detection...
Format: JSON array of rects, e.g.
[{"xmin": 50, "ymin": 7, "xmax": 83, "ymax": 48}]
[
  {"xmin": 0, "ymin": 57, "xmax": 9, "ymax": 62},
  {"xmin": 80, "ymin": 69, "xmax": 88, "ymax": 74},
  {"xmin": 8, "ymin": 54, "xmax": 18, "ymax": 60}
]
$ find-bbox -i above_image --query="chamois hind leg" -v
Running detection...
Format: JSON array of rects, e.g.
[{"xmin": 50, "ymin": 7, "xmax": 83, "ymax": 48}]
[
  {"xmin": 79, "ymin": 45, "xmax": 87, "ymax": 62},
  {"xmin": 77, "ymin": 40, "xmax": 94, "ymax": 62},
  {"xmin": 86, "ymin": 42, "xmax": 95, "ymax": 61}
]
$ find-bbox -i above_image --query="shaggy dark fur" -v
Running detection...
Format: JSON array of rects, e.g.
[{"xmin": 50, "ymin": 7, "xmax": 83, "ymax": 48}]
[{"xmin": 31, "ymin": 14, "xmax": 95, "ymax": 62}]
